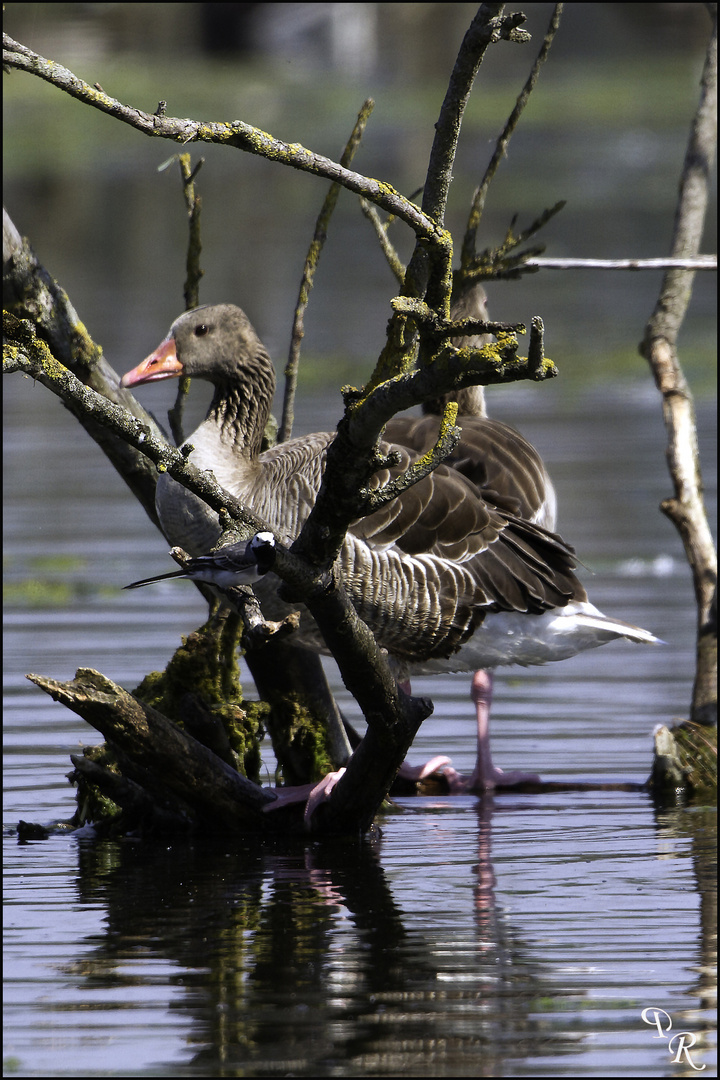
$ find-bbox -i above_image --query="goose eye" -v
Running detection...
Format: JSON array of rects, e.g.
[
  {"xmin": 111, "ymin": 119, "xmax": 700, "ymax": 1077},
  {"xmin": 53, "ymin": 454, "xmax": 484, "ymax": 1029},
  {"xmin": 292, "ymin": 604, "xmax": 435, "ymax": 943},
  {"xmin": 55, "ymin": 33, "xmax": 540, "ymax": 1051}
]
[{"xmin": 194, "ymin": 324, "xmax": 210, "ymax": 338}]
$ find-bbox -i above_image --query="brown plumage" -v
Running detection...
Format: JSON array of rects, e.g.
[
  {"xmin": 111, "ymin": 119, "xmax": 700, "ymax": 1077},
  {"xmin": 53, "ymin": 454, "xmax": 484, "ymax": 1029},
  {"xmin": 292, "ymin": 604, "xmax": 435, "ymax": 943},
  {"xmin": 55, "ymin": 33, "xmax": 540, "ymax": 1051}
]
[{"xmin": 121, "ymin": 304, "xmax": 659, "ymax": 791}]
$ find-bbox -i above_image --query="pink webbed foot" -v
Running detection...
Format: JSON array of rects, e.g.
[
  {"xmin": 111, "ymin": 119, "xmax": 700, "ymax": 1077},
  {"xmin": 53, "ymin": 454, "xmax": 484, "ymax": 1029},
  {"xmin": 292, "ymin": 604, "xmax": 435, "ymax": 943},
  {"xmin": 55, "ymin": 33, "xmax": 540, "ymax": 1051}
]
[
  {"xmin": 396, "ymin": 671, "xmax": 541, "ymax": 795},
  {"xmin": 394, "ymin": 680, "xmax": 453, "ymax": 785},
  {"xmin": 262, "ymin": 768, "xmax": 347, "ymax": 826},
  {"xmin": 396, "ymin": 755, "xmax": 453, "ymax": 782},
  {"xmin": 302, "ymin": 768, "xmax": 346, "ymax": 824},
  {"xmin": 441, "ymin": 763, "xmax": 542, "ymax": 794}
]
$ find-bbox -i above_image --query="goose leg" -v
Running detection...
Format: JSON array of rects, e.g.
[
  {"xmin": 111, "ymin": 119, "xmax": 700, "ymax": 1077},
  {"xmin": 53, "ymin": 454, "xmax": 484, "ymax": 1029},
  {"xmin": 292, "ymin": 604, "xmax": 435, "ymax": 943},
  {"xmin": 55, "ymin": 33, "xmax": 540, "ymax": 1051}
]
[{"xmin": 443, "ymin": 670, "xmax": 541, "ymax": 792}]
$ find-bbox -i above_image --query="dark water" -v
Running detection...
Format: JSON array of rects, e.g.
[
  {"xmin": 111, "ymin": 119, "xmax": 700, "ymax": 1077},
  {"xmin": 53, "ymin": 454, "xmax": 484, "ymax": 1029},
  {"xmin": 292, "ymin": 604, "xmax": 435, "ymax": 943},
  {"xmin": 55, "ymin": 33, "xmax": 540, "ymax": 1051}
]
[
  {"xmin": 2, "ymin": 794, "xmax": 715, "ymax": 1078},
  {"xmin": 4, "ymin": 379, "xmax": 716, "ymax": 1077}
]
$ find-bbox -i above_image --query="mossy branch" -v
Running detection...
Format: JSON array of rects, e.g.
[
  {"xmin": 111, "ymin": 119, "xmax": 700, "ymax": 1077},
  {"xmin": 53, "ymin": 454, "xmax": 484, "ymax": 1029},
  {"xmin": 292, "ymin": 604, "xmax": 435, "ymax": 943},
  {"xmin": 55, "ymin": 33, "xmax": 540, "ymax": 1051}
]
[{"xmin": 2, "ymin": 32, "xmax": 442, "ymax": 244}]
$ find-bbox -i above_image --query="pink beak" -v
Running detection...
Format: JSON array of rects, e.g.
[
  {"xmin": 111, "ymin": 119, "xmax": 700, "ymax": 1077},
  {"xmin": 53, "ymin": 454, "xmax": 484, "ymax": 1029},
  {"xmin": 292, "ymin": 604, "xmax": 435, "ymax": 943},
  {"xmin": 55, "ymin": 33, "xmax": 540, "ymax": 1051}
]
[{"xmin": 120, "ymin": 336, "xmax": 183, "ymax": 388}]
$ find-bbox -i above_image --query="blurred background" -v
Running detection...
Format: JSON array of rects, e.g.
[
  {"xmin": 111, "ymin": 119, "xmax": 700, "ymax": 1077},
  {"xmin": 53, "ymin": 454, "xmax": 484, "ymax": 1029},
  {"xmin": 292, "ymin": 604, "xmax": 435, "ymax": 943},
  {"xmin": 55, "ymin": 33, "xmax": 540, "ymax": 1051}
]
[{"xmin": 3, "ymin": 2, "xmax": 716, "ymax": 400}]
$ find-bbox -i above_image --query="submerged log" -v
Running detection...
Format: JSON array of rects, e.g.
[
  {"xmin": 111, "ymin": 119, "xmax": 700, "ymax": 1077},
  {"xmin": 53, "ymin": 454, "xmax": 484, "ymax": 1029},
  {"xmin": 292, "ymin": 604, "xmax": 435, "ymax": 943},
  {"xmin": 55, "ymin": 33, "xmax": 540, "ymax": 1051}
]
[
  {"xmin": 26, "ymin": 661, "xmax": 430, "ymax": 837},
  {"xmin": 648, "ymin": 721, "xmax": 717, "ymax": 806},
  {"xmin": 28, "ymin": 668, "xmax": 281, "ymax": 833}
]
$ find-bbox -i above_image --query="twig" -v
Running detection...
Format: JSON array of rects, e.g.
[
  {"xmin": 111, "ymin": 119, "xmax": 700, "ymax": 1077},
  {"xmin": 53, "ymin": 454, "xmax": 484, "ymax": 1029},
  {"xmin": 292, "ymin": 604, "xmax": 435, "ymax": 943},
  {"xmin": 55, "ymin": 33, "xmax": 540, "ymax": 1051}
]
[
  {"xmin": 461, "ymin": 4, "xmax": 563, "ymax": 270},
  {"xmin": 423, "ymin": 4, "xmax": 526, "ymax": 229},
  {"xmin": 361, "ymin": 402, "xmax": 461, "ymax": 514},
  {"xmin": 280, "ymin": 99, "xmax": 374, "ymax": 444},
  {"xmin": 529, "ymin": 256, "xmax": 717, "ymax": 270},
  {"xmin": 461, "ymin": 202, "xmax": 567, "ymax": 282},
  {"xmin": 361, "ymin": 6, "xmax": 534, "ymax": 383},
  {"xmin": 163, "ymin": 153, "xmax": 206, "ymax": 445},
  {"xmin": 639, "ymin": 6, "xmax": 717, "ymax": 723},
  {"xmin": 359, "ymin": 185, "xmax": 424, "ymax": 288},
  {"xmin": 389, "ymin": 294, "xmax": 522, "ymax": 336},
  {"xmin": 177, "ymin": 153, "xmax": 205, "ymax": 310},
  {"xmin": 359, "ymin": 200, "xmax": 406, "ymax": 286},
  {"xmin": 407, "ymin": 4, "xmax": 531, "ymax": 313}
]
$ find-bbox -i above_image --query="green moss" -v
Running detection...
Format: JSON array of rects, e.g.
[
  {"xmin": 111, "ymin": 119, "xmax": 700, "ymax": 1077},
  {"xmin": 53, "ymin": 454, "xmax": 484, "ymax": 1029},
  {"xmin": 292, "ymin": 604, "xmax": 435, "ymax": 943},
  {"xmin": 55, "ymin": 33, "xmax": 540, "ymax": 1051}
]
[
  {"xmin": 132, "ymin": 614, "xmax": 267, "ymax": 783},
  {"xmin": 649, "ymin": 720, "xmax": 717, "ymax": 806},
  {"xmin": 69, "ymin": 318, "xmax": 103, "ymax": 369},
  {"xmin": 266, "ymin": 693, "xmax": 336, "ymax": 786},
  {"xmin": 71, "ymin": 743, "xmax": 123, "ymax": 827},
  {"xmin": 673, "ymin": 721, "xmax": 717, "ymax": 801}
]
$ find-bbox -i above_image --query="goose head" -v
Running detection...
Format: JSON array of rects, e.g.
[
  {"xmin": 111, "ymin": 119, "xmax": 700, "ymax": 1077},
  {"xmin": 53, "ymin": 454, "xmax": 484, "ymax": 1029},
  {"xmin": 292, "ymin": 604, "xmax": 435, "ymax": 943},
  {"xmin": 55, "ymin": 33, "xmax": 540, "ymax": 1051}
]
[{"xmin": 121, "ymin": 304, "xmax": 276, "ymax": 458}]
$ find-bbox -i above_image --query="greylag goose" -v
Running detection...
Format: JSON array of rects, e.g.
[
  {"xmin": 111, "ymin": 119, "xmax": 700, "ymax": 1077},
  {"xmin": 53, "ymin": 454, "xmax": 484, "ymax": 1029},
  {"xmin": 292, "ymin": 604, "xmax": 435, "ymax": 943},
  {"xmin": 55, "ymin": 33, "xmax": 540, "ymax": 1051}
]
[
  {"xmin": 121, "ymin": 304, "xmax": 659, "ymax": 797},
  {"xmin": 384, "ymin": 285, "xmax": 558, "ymax": 790}
]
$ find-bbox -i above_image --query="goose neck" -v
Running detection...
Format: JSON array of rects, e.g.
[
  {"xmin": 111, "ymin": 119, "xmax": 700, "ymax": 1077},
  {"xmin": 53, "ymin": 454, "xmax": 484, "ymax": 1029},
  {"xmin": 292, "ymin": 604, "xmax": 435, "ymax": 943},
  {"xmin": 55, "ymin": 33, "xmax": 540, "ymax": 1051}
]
[{"xmin": 206, "ymin": 371, "xmax": 273, "ymax": 461}]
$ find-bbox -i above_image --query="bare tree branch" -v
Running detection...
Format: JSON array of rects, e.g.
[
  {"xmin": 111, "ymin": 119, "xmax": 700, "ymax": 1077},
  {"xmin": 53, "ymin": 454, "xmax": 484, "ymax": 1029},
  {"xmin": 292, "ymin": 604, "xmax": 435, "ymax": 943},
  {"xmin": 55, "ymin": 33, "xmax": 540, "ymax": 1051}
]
[
  {"xmin": 280, "ymin": 99, "xmax": 375, "ymax": 444},
  {"xmin": 405, "ymin": 3, "xmax": 533, "ymax": 319},
  {"xmin": 2, "ymin": 32, "xmax": 443, "ymax": 244},
  {"xmin": 639, "ymin": 5, "xmax": 717, "ymax": 724},
  {"xmin": 530, "ymin": 256, "xmax": 716, "ymax": 270},
  {"xmin": 461, "ymin": 4, "xmax": 563, "ymax": 270},
  {"xmin": 359, "ymin": 200, "xmax": 406, "ymax": 286},
  {"xmin": 422, "ymin": 4, "xmax": 530, "ymax": 231},
  {"xmin": 162, "ymin": 152, "xmax": 206, "ymax": 445}
]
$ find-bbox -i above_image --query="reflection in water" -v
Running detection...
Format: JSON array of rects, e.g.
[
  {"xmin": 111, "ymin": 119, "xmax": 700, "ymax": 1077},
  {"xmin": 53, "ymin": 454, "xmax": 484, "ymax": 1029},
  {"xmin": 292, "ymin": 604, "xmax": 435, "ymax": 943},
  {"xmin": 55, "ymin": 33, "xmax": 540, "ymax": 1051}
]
[
  {"xmin": 53, "ymin": 793, "xmax": 714, "ymax": 1077},
  {"xmin": 70, "ymin": 819, "xmax": 556, "ymax": 1075}
]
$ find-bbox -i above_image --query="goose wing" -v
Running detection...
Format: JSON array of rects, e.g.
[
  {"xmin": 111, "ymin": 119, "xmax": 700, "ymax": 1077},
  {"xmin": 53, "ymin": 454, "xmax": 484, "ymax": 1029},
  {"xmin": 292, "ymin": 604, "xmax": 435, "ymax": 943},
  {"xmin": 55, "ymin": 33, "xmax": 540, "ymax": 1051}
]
[
  {"xmin": 344, "ymin": 440, "xmax": 583, "ymax": 664},
  {"xmin": 384, "ymin": 414, "xmax": 555, "ymax": 526},
  {"xmin": 220, "ymin": 425, "xmax": 580, "ymax": 666}
]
